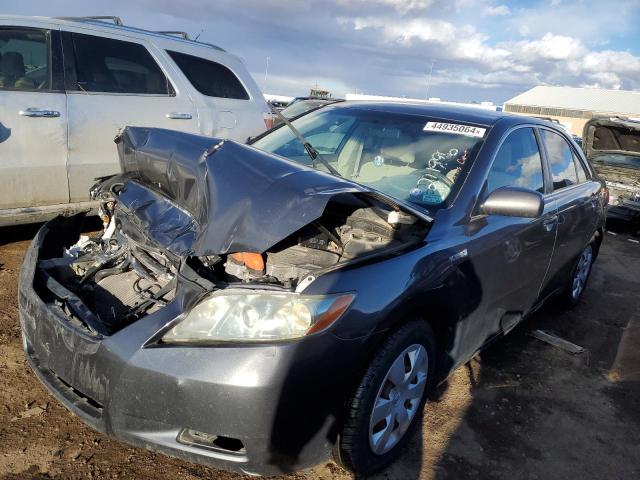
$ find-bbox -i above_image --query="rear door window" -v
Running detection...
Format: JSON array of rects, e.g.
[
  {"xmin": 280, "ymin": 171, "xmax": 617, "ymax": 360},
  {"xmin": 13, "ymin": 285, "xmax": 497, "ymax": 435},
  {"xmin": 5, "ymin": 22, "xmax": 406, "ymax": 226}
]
[
  {"xmin": 68, "ymin": 33, "xmax": 173, "ymax": 95},
  {"xmin": 540, "ymin": 129, "xmax": 579, "ymax": 190},
  {"xmin": 168, "ymin": 50, "xmax": 249, "ymax": 100},
  {"xmin": 0, "ymin": 28, "xmax": 50, "ymax": 91},
  {"xmin": 485, "ymin": 127, "xmax": 545, "ymax": 194},
  {"xmin": 574, "ymin": 154, "xmax": 589, "ymax": 183}
]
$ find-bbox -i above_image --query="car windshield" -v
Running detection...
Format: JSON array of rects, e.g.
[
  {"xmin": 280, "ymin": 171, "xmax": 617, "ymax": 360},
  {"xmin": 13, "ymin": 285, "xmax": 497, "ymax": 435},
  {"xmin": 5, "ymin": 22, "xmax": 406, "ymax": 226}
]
[
  {"xmin": 592, "ymin": 153, "xmax": 640, "ymax": 170},
  {"xmin": 253, "ymin": 106, "xmax": 487, "ymax": 210}
]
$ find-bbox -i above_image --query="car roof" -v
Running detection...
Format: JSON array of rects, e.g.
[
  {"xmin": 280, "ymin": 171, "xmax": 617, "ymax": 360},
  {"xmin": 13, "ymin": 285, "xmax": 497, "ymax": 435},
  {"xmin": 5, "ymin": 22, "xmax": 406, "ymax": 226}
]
[
  {"xmin": 0, "ymin": 15, "xmax": 226, "ymax": 52},
  {"xmin": 326, "ymin": 101, "xmax": 544, "ymax": 128}
]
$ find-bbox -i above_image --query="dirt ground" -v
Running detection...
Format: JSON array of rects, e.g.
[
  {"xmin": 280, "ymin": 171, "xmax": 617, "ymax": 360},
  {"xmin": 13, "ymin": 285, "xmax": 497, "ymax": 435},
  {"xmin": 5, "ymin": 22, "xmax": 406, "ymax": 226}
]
[{"xmin": 1, "ymin": 222, "xmax": 639, "ymax": 480}]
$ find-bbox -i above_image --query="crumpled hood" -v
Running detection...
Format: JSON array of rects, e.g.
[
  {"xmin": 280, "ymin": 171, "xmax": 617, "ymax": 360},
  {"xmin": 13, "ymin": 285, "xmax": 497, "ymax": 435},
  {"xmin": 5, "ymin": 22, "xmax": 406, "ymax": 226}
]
[
  {"xmin": 582, "ymin": 117, "xmax": 640, "ymax": 194},
  {"xmin": 582, "ymin": 117, "xmax": 640, "ymax": 159},
  {"xmin": 113, "ymin": 127, "xmax": 372, "ymax": 256}
]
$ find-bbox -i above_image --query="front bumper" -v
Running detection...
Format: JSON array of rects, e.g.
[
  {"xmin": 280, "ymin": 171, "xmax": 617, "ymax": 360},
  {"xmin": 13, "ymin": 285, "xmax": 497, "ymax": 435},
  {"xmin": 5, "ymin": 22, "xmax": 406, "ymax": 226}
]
[{"xmin": 18, "ymin": 218, "xmax": 366, "ymax": 475}]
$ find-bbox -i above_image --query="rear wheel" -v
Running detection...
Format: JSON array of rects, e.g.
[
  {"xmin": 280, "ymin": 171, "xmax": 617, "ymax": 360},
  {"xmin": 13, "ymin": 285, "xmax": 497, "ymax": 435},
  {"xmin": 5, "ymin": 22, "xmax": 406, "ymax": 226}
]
[
  {"xmin": 562, "ymin": 243, "xmax": 594, "ymax": 308},
  {"xmin": 336, "ymin": 321, "xmax": 436, "ymax": 476}
]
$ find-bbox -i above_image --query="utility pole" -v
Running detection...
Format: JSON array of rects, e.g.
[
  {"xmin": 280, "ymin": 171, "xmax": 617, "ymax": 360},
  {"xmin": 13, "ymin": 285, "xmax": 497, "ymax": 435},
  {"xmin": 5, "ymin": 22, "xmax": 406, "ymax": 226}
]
[{"xmin": 425, "ymin": 60, "xmax": 435, "ymax": 100}]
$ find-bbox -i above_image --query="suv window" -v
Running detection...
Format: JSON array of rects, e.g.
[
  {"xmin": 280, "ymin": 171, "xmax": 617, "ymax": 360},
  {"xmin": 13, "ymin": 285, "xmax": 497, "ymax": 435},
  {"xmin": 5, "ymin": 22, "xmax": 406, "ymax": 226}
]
[
  {"xmin": 0, "ymin": 28, "xmax": 49, "ymax": 90},
  {"xmin": 486, "ymin": 128, "xmax": 545, "ymax": 194},
  {"xmin": 168, "ymin": 50, "xmax": 249, "ymax": 100},
  {"xmin": 541, "ymin": 129, "xmax": 578, "ymax": 190},
  {"xmin": 68, "ymin": 33, "xmax": 173, "ymax": 95}
]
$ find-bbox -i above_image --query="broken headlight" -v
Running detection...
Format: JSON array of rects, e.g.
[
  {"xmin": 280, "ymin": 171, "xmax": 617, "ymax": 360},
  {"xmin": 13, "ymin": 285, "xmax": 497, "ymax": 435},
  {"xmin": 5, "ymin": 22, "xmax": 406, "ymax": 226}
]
[{"xmin": 162, "ymin": 291, "xmax": 355, "ymax": 343}]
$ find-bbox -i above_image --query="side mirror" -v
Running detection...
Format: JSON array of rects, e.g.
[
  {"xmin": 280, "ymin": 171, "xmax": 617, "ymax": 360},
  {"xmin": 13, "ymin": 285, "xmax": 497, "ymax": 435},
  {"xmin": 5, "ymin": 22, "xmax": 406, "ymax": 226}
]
[{"xmin": 480, "ymin": 186, "xmax": 544, "ymax": 218}]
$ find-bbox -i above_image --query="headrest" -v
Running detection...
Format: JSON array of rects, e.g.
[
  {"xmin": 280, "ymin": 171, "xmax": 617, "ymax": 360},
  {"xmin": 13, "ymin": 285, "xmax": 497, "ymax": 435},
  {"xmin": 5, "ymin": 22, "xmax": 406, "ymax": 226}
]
[{"xmin": 1, "ymin": 51, "xmax": 26, "ymax": 78}]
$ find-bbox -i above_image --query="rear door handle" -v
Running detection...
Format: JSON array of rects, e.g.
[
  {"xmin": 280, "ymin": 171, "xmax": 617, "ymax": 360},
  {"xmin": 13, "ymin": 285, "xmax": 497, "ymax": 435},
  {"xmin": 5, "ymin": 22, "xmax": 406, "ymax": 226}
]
[
  {"xmin": 166, "ymin": 112, "xmax": 192, "ymax": 120},
  {"xmin": 19, "ymin": 108, "xmax": 60, "ymax": 118}
]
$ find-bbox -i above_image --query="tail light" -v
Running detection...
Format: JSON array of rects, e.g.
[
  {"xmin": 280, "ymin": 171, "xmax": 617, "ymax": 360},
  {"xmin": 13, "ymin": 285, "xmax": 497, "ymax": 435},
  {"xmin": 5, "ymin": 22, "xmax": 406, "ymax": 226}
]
[{"xmin": 601, "ymin": 186, "xmax": 610, "ymax": 206}]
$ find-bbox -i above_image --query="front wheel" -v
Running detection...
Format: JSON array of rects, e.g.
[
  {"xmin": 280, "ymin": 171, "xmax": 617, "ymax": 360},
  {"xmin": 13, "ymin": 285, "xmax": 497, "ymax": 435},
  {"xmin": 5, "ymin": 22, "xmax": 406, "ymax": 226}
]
[
  {"xmin": 336, "ymin": 321, "xmax": 436, "ymax": 476},
  {"xmin": 562, "ymin": 243, "xmax": 594, "ymax": 308}
]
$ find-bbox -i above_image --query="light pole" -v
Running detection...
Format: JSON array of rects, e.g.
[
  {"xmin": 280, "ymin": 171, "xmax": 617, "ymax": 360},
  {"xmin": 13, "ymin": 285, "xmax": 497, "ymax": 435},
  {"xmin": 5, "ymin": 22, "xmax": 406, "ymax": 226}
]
[{"xmin": 264, "ymin": 56, "xmax": 271, "ymax": 92}]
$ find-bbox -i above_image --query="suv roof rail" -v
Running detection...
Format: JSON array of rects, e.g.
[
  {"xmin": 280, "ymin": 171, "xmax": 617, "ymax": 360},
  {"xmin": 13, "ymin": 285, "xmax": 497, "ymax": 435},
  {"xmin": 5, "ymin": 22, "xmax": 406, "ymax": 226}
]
[
  {"xmin": 155, "ymin": 30, "xmax": 190, "ymax": 40},
  {"xmin": 54, "ymin": 16, "xmax": 226, "ymax": 52},
  {"xmin": 56, "ymin": 15, "xmax": 123, "ymax": 25}
]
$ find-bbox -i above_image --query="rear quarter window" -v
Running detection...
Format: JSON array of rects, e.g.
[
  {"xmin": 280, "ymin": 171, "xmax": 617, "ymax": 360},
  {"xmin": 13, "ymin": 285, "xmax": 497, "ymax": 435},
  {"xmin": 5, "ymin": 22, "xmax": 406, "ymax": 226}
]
[{"xmin": 168, "ymin": 50, "xmax": 249, "ymax": 100}]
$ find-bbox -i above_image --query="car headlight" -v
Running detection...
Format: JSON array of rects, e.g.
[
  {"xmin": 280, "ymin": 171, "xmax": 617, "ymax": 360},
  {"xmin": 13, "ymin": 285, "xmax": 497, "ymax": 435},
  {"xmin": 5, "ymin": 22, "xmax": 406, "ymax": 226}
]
[{"xmin": 161, "ymin": 291, "xmax": 355, "ymax": 343}]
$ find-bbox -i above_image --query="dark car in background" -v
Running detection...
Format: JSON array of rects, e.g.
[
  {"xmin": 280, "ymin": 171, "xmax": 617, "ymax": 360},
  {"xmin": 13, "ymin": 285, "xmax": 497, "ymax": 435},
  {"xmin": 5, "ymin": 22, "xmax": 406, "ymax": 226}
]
[
  {"xmin": 583, "ymin": 116, "xmax": 640, "ymax": 230},
  {"xmin": 19, "ymin": 103, "xmax": 606, "ymax": 476}
]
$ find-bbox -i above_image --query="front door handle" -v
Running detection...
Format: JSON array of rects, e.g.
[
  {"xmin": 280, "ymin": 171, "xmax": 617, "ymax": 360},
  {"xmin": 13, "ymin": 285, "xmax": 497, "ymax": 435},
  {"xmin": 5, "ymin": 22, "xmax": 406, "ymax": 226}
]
[
  {"xmin": 542, "ymin": 214, "xmax": 559, "ymax": 232},
  {"xmin": 19, "ymin": 108, "xmax": 60, "ymax": 118},
  {"xmin": 166, "ymin": 112, "xmax": 192, "ymax": 120}
]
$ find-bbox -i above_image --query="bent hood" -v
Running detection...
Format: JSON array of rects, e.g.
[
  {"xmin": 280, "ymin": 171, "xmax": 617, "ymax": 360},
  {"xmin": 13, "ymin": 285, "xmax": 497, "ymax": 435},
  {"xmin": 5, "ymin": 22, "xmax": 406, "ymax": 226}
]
[
  {"xmin": 113, "ymin": 127, "xmax": 374, "ymax": 256},
  {"xmin": 583, "ymin": 117, "xmax": 640, "ymax": 159},
  {"xmin": 583, "ymin": 117, "xmax": 640, "ymax": 192}
]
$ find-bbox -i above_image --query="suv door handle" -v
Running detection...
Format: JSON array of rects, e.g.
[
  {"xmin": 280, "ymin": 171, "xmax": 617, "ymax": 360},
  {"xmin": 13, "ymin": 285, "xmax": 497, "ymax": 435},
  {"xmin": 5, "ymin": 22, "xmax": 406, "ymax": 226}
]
[
  {"xmin": 166, "ymin": 112, "xmax": 192, "ymax": 120},
  {"xmin": 542, "ymin": 214, "xmax": 559, "ymax": 231},
  {"xmin": 19, "ymin": 108, "xmax": 60, "ymax": 118}
]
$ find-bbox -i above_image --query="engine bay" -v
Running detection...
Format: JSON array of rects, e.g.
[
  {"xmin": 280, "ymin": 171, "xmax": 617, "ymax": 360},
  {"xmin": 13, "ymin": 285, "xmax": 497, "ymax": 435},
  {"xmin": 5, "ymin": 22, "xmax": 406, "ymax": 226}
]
[{"xmin": 35, "ymin": 183, "xmax": 428, "ymax": 335}]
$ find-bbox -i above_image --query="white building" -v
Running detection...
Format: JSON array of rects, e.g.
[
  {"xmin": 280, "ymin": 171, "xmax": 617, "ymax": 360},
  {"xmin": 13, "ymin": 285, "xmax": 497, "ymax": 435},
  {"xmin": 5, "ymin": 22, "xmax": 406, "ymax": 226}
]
[{"xmin": 504, "ymin": 86, "xmax": 640, "ymax": 136}]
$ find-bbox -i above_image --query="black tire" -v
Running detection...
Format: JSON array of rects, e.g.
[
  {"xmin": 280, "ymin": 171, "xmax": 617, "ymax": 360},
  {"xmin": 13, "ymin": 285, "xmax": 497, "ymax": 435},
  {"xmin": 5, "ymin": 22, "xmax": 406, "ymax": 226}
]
[
  {"xmin": 336, "ymin": 321, "xmax": 436, "ymax": 476},
  {"xmin": 561, "ymin": 242, "xmax": 595, "ymax": 308}
]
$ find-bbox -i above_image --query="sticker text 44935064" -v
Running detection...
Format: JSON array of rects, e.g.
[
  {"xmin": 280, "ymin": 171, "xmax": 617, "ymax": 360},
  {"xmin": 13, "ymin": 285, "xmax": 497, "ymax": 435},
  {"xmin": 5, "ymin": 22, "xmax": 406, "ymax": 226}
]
[{"xmin": 423, "ymin": 122, "xmax": 486, "ymax": 138}]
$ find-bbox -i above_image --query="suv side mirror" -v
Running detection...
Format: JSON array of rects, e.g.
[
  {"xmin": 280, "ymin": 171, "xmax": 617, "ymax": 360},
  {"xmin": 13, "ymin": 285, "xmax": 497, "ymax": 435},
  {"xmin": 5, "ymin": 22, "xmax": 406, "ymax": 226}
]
[{"xmin": 480, "ymin": 186, "xmax": 544, "ymax": 218}]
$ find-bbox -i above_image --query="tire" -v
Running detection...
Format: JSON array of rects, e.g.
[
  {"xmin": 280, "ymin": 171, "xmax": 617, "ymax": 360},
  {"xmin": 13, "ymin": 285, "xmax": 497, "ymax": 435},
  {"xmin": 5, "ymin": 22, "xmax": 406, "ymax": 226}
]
[
  {"xmin": 336, "ymin": 321, "xmax": 436, "ymax": 476},
  {"xmin": 561, "ymin": 243, "xmax": 594, "ymax": 308}
]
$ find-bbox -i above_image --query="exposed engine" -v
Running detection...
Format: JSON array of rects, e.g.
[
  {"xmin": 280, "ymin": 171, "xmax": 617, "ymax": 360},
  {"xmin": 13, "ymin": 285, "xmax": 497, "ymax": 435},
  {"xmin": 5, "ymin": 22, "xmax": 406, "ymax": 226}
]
[
  {"xmin": 36, "ymin": 186, "xmax": 426, "ymax": 335},
  {"xmin": 219, "ymin": 195, "xmax": 425, "ymax": 288}
]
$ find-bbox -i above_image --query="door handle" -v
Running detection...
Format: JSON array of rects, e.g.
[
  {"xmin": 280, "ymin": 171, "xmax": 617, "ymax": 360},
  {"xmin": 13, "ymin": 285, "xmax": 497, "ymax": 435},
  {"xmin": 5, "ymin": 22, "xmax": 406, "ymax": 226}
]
[
  {"xmin": 166, "ymin": 112, "xmax": 192, "ymax": 120},
  {"xmin": 542, "ymin": 214, "xmax": 559, "ymax": 232},
  {"xmin": 19, "ymin": 108, "xmax": 60, "ymax": 118}
]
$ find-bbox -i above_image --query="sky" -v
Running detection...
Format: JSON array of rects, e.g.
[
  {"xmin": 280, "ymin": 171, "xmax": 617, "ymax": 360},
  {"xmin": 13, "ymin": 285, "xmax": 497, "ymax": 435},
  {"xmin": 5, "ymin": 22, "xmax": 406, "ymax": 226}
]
[{"xmin": 4, "ymin": 0, "xmax": 640, "ymax": 104}]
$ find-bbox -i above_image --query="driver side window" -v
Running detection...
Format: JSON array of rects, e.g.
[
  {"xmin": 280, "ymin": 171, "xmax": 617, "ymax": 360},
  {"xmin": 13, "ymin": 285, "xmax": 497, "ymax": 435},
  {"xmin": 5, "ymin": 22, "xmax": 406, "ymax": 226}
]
[
  {"xmin": 486, "ymin": 128, "xmax": 545, "ymax": 196},
  {"xmin": 0, "ymin": 27, "xmax": 50, "ymax": 91}
]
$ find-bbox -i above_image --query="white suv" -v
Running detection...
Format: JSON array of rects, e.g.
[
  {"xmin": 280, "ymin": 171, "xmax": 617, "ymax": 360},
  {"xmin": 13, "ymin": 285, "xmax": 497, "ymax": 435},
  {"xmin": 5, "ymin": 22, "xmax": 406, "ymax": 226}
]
[{"xmin": 0, "ymin": 15, "xmax": 271, "ymax": 225}]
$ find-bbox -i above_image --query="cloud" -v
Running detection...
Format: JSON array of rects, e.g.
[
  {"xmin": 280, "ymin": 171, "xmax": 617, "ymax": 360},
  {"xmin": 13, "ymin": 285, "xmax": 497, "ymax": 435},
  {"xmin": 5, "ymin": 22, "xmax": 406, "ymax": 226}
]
[
  {"xmin": 511, "ymin": 33, "xmax": 585, "ymax": 61},
  {"xmin": 482, "ymin": 4, "xmax": 510, "ymax": 16},
  {"xmin": 0, "ymin": 0, "xmax": 638, "ymax": 103},
  {"xmin": 340, "ymin": 0, "xmax": 434, "ymax": 13}
]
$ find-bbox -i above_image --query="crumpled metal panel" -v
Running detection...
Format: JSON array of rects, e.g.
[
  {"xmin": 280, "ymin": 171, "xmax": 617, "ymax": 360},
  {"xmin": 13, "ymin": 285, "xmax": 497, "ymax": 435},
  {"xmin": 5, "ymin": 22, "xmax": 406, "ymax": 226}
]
[
  {"xmin": 583, "ymin": 117, "xmax": 640, "ymax": 159},
  {"xmin": 114, "ymin": 127, "xmax": 369, "ymax": 256}
]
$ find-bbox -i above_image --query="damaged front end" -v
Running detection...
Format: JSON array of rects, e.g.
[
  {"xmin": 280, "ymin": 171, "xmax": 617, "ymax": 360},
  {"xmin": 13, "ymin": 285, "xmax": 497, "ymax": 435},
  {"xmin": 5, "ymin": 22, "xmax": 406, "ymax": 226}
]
[
  {"xmin": 583, "ymin": 117, "xmax": 640, "ymax": 227},
  {"xmin": 35, "ymin": 127, "xmax": 430, "ymax": 338}
]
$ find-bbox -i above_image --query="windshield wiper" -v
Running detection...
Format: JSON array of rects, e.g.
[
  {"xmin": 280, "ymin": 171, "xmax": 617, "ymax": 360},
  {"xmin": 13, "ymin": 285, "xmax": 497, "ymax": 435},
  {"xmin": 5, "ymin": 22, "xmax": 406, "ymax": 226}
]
[{"xmin": 269, "ymin": 107, "xmax": 342, "ymax": 177}]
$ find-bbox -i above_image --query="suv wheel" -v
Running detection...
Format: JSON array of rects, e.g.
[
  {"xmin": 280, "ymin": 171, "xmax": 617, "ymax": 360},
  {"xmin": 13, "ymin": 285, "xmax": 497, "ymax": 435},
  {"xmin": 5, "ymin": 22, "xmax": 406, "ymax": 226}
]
[
  {"xmin": 563, "ymin": 243, "xmax": 594, "ymax": 307},
  {"xmin": 336, "ymin": 321, "xmax": 436, "ymax": 476}
]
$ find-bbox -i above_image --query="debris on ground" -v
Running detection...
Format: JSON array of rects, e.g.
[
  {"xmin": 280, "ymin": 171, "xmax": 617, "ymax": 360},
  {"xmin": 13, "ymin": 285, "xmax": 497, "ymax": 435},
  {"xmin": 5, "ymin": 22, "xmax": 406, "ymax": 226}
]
[
  {"xmin": 10, "ymin": 405, "xmax": 45, "ymax": 421},
  {"xmin": 529, "ymin": 329, "xmax": 586, "ymax": 355}
]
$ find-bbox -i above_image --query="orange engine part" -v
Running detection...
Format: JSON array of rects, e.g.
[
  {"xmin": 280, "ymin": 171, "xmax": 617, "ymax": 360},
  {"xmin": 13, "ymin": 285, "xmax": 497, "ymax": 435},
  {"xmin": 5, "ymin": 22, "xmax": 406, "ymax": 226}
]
[{"xmin": 230, "ymin": 252, "xmax": 265, "ymax": 272}]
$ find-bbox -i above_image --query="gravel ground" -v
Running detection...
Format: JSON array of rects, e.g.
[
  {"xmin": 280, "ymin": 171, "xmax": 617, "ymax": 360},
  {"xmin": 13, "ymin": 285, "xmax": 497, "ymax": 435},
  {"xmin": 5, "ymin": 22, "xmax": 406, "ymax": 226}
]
[{"xmin": 1, "ymin": 222, "xmax": 639, "ymax": 480}]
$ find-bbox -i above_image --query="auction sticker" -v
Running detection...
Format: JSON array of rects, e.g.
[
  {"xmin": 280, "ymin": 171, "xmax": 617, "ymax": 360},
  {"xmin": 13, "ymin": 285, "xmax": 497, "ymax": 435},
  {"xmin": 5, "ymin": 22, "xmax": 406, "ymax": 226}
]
[{"xmin": 424, "ymin": 122, "xmax": 486, "ymax": 138}]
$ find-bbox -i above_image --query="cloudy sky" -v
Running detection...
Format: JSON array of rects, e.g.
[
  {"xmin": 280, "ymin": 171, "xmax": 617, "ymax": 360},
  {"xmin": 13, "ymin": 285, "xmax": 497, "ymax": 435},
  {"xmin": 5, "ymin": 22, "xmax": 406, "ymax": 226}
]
[{"xmin": 4, "ymin": 0, "xmax": 640, "ymax": 103}]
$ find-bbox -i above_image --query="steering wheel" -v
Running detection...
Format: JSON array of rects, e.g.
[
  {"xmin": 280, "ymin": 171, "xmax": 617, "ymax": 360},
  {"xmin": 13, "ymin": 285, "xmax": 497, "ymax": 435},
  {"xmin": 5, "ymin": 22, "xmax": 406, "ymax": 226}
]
[
  {"xmin": 410, "ymin": 168, "xmax": 455, "ymax": 205},
  {"xmin": 418, "ymin": 168, "xmax": 454, "ymax": 188}
]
